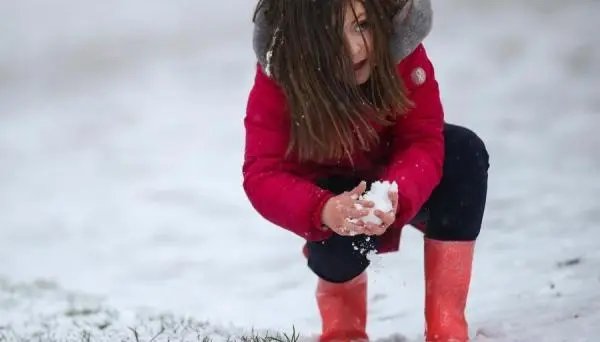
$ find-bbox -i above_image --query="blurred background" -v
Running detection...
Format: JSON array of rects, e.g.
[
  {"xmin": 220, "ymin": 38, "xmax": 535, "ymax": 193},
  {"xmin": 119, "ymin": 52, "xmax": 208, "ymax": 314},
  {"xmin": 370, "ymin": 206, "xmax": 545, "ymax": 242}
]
[{"xmin": 1, "ymin": 0, "xmax": 599, "ymax": 340}]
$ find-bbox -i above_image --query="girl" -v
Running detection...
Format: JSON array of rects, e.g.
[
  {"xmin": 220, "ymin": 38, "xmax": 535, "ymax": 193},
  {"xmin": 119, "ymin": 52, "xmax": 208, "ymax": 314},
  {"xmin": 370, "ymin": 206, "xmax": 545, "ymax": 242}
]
[{"xmin": 243, "ymin": 0, "xmax": 489, "ymax": 341}]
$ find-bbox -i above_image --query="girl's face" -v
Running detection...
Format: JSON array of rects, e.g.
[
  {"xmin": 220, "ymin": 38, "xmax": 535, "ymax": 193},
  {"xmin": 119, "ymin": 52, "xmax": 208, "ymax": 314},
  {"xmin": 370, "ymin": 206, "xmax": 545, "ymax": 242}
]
[{"xmin": 343, "ymin": 0, "xmax": 373, "ymax": 85}]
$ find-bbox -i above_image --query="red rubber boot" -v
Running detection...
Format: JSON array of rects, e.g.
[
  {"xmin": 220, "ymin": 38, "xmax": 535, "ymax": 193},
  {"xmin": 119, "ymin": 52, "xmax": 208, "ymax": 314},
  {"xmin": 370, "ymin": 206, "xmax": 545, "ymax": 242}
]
[
  {"xmin": 316, "ymin": 272, "xmax": 369, "ymax": 342},
  {"xmin": 424, "ymin": 238, "xmax": 475, "ymax": 342}
]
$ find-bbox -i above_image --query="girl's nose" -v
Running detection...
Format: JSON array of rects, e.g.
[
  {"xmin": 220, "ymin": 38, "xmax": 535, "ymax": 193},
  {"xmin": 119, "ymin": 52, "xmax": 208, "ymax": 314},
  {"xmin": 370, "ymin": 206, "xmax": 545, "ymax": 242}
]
[{"xmin": 348, "ymin": 36, "xmax": 363, "ymax": 58}]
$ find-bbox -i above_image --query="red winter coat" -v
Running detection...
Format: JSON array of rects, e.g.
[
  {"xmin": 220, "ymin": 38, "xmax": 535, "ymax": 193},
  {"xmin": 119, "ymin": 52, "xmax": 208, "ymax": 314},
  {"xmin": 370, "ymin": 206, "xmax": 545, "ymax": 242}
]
[{"xmin": 242, "ymin": 44, "xmax": 444, "ymax": 253}]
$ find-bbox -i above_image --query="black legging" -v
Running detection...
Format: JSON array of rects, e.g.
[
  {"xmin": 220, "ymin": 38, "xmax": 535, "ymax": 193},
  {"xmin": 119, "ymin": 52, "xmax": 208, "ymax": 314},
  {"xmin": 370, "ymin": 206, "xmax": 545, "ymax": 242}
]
[{"xmin": 306, "ymin": 123, "xmax": 490, "ymax": 283}]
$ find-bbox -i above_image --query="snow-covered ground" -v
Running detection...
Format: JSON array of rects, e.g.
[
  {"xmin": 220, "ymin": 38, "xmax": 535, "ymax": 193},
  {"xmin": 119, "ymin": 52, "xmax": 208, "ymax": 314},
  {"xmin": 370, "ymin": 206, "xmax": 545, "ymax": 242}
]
[{"xmin": 1, "ymin": 0, "xmax": 599, "ymax": 341}]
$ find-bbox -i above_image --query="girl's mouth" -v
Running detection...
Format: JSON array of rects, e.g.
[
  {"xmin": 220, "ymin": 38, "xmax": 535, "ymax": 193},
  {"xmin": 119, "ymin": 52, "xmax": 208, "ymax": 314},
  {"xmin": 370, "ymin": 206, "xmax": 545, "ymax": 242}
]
[{"xmin": 353, "ymin": 60, "xmax": 367, "ymax": 71}]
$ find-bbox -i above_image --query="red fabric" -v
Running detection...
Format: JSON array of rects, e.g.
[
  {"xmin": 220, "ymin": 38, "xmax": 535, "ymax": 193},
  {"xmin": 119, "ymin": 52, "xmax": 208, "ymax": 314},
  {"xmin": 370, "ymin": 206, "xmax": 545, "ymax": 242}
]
[{"xmin": 242, "ymin": 44, "xmax": 444, "ymax": 253}]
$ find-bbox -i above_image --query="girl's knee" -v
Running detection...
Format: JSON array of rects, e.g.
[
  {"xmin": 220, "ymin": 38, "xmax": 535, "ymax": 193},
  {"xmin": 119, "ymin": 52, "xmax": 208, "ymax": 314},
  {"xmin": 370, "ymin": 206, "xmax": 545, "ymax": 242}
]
[
  {"xmin": 306, "ymin": 235, "xmax": 375, "ymax": 283},
  {"xmin": 443, "ymin": 124, "xmax": 490, "ymax": 179}
]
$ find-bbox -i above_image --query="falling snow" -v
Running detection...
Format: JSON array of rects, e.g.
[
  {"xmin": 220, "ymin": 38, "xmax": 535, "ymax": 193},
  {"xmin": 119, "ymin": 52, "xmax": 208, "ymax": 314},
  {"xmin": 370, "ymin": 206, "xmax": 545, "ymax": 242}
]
[{"xmin": 0, "ymin": 0, "xmax": 599, "ymax": 341}]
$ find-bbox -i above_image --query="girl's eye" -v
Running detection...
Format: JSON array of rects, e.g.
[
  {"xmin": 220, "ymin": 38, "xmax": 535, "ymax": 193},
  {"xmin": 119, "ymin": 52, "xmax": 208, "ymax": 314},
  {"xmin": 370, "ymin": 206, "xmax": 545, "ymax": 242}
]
[{"xmin": 354, "ymin": 20, "xmax": 369, "ymax": 32}]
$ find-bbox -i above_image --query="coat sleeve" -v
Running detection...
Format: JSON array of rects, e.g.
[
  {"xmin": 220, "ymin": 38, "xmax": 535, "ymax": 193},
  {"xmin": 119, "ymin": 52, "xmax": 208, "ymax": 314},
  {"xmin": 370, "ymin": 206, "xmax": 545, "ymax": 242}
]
[
  {"xmin": 242, "ymin": 64, "xmax": 335, "ymax": 242},
  {"xmin": 380, "ymin": 44, "xmax": 445, "ymax": 226}
]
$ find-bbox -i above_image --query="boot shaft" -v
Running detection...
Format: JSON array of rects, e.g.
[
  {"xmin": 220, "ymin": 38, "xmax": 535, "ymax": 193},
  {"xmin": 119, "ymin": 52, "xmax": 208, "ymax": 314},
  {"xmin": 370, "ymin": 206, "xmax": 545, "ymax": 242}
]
[
  {"xmin": 424, "ymin": 238, "xmax": 475, "ymax": 342},
  {"xmin": 317, "ymin": 272, "xmax": 369, "ymax": 342}
]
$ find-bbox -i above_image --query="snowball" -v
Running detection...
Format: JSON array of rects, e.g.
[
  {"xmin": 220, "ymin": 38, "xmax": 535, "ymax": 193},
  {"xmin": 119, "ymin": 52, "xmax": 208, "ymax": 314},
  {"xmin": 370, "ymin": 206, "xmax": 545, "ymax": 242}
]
[{"xmin": 355, "ymin": 180, "xmax": 398, "ymax": 225}]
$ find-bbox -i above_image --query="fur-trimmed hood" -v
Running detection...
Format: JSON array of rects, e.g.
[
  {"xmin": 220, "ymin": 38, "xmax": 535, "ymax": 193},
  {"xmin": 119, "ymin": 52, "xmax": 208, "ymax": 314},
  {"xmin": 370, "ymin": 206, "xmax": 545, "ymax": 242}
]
[{"xmin": 252, "ymin": 0, "xmax": 433, "ymax": 71}]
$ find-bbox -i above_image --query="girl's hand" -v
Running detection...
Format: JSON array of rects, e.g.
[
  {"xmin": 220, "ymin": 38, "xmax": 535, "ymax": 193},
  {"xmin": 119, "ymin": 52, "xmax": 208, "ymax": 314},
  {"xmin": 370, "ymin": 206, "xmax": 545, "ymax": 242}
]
[
  {"xmin": 363, "ymin": 190, "xmax": 399, "ymax": 236},
  {"xmin": 321, "ymin": 181, "xmax": 374, "ymax": 236}
]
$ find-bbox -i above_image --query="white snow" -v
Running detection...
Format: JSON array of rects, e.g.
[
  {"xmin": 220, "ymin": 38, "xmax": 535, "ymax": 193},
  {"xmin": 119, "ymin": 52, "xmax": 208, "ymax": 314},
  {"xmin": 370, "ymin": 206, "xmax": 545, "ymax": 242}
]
[
  {"xmin": 1, "ymin": 0, "xmax": 599, "ymax": 341},
  {"xmin": 358, "ymin": 181, "xmax": 398, "ymax": 225}
]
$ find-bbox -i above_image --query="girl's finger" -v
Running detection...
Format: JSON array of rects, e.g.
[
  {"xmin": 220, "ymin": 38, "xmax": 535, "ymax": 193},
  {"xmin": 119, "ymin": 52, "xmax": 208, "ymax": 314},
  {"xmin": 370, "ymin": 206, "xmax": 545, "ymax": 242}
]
[
  {"xmin": 383, "ymin": 215, "xmax": 395, "ymax": 227},
  {"xmin": 349, "ymin": 181, "xmax": 367, "ymax": 197},
  {"xmin": 345, "ymin": 206, "xmax": 370, "ymax": 219},
  {"xmin": 363, "ymin": 222, "xmax": 377, "ymax": 235},
  {"xmin": 332, "ymin": 223, "xmax": 353, "ymax": 236},
  {"xmin": 364, "ymin": 222, "xmax": 386, "ymax": 236},
  {"xmin": 389, "ymin": 191, "xmax": 399, "ymax": 212},
  {"xmin": 374, "ymin": 210, "xmax": 387, "ymax": 219},
  {"xmin": 343, "ymin": 220, "xmax": 366, "ymax": 235},
  {"xmin": 356, "ymin": 199, "xmax": 375, "ymax": 208},
  {"xmin": 374, "ymin": 210, "xmax": 395, "ymax": 227}
]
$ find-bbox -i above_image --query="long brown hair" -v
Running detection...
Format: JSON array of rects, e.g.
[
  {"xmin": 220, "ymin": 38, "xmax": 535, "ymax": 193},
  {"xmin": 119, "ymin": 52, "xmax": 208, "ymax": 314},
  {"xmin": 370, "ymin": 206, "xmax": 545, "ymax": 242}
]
[{"xmin": 253, "ymin": 0, "xmax": 412, "ymax": 163}]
